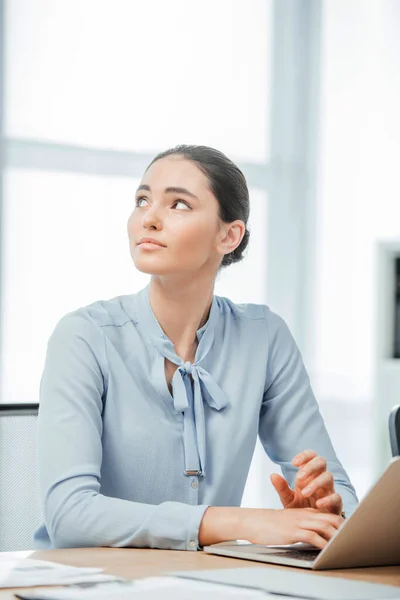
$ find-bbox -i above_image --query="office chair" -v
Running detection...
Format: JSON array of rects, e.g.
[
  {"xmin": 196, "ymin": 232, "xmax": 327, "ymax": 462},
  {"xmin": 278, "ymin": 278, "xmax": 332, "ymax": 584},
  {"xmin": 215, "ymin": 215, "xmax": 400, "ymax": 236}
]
[
  {"xmin": 389, "ymin": 404, "xmax": 400, "ymax": 457},
  {"xmin": 0, "ymin": 403, "xmax": 42, "ymax": 551}
]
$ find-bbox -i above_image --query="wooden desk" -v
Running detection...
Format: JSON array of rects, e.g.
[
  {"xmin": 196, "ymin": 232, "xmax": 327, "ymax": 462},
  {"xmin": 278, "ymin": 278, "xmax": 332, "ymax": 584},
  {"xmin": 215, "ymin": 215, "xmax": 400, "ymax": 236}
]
[{"xmin": 1, "ymin": 548, "xmax": 400, "ymax": 599}]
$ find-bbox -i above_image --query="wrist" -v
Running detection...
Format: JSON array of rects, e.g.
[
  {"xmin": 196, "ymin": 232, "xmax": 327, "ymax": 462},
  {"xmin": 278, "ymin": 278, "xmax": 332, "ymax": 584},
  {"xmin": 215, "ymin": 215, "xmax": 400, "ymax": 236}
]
[
  {"xmin": 199, "ymin": 506, "xmax": 244, "ymax": 546},
  {"xmin": 241, "ymin": 508, "xmax": 277, "ymax": 544}
]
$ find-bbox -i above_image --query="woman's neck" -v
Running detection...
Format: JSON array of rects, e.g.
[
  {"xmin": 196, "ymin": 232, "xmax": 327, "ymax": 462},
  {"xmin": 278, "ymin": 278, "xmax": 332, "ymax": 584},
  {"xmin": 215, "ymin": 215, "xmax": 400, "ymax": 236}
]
[{"xmin": 148, "ymin": 274, "xmax": 215, "ymax": 361}]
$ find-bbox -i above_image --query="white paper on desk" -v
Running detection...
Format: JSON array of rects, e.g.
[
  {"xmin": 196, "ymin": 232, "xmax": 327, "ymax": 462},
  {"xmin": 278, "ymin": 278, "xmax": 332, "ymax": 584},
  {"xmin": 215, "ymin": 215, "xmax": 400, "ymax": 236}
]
[
  {"xmin": 0, "ymin": 559, "xmax": 119, "ymax": 589},
  {"xmin": 15, "ymin": 576, "xmax": 271, "ymax": 599}
]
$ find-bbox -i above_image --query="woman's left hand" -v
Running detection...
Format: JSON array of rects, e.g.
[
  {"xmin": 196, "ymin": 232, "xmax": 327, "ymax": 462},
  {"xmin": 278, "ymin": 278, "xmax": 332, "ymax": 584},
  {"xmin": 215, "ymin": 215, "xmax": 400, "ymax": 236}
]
[{"xmin": 270, "ymin": 450, "xmax": 343, "ymax": 515}]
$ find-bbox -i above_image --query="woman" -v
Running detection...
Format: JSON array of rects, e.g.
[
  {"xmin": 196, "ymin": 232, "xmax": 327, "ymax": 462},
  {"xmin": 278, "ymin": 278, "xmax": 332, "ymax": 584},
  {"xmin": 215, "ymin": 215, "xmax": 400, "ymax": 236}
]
[{"xmin": 34, "ymin": 145, "xmax": 358, "ymax": 551}]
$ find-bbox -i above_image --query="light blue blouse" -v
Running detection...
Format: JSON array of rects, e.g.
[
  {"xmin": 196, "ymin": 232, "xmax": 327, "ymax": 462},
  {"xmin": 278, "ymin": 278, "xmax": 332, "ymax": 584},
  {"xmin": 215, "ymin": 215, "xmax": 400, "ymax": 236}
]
[{"xmin": 34, "ymin": 286, "xmax": 358, "ymax": 550}]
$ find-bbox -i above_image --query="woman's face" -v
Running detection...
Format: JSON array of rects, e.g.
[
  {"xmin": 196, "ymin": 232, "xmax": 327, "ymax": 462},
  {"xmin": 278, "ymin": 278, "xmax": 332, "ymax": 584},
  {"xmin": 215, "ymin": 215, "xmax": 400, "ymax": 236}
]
[{"xmin": 128, "ymin": 156, "xmax": 232, "ymax": 276}]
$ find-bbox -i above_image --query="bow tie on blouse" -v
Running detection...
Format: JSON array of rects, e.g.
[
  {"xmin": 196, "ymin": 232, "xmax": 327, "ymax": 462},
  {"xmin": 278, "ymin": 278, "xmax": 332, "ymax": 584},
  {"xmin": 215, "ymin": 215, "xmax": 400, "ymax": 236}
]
[{"xmin": 149, "ymin": 334, "xmax": 229, "ymax": 477}]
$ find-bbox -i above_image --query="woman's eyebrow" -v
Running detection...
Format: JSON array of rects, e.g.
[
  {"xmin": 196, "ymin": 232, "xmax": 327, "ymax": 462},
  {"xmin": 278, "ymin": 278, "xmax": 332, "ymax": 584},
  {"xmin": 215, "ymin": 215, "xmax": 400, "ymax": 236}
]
[
  {"xmin": 164, "ymin": 186, "xmax": 199, "ymax": 200},
  {"xmin": 135, "ymin": 184, "xmax": 151, "ymax": 194},
  {"xmin": 136, "ymin": 184, "xmax": 198, "ymax": 200}
]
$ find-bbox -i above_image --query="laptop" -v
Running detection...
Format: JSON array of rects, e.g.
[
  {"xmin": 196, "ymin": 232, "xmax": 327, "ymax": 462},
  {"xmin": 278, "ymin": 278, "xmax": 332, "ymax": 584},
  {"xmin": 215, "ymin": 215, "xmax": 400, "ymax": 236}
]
[{"xmin": 204, "ymin": 456, "xmax": 400, "ymax": 570}]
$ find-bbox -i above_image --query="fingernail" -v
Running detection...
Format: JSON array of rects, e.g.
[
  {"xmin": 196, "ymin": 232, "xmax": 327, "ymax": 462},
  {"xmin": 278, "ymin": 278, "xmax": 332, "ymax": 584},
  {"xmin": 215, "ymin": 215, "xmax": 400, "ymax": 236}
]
[
  {"xmin": 297, "ymin": 471, "xmax": 306, "ymax": 479},
  {"xmin": 302, "ymin": 486, "xmax": 311, "ymax": 495}
]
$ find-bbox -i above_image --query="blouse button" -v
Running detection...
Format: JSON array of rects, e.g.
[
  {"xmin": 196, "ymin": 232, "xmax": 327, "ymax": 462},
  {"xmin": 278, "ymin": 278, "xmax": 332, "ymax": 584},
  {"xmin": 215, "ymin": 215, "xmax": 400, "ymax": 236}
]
[
  {"xmin": 191, "ymin": 480, "xmax": 198, "ymax": 489},
  {"xmin": 189, "ymin": 540, "xmax": 196, "ymax": 549}
]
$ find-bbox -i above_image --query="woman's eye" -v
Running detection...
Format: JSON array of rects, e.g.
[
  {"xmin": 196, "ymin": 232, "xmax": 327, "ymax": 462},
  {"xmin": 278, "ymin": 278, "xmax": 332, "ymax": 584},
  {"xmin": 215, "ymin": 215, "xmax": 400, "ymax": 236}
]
[
  {"xmin": 173, "ymin": 200, "xmax": 190, "ymax": 210},
  {"xmin": 136, "ymin": 197, "xmax": 148, "ymax": 207}
]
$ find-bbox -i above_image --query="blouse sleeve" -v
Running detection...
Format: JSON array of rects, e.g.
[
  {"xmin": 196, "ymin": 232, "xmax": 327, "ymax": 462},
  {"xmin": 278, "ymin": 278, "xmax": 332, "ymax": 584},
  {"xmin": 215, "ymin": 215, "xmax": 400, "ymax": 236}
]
[{"xmin": 258, "ymin": 310, "xmax": 358, "ymax": 516}]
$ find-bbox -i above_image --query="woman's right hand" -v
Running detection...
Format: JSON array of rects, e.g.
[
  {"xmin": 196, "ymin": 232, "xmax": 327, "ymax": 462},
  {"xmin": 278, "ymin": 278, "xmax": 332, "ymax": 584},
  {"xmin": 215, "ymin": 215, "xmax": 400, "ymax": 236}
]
[
  {"xmin": 242, "ymin": 507, "xmax": 344, "ymax": 550},
  {"xmin": 199, "ymin": 506, "xmax": 344, "ymax": 550}
]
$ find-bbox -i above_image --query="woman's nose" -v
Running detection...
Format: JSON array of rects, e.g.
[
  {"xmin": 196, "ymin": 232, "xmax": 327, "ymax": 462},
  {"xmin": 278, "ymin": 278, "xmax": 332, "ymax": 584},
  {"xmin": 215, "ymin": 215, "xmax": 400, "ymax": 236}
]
[{"xmin": 142, "ymin": 205, "xmax": 163, "ymax": 230}]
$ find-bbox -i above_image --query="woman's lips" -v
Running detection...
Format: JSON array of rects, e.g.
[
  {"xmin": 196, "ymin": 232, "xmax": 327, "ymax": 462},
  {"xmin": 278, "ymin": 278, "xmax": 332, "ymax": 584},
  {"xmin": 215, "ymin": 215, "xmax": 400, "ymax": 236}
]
[{"xmin": 137, "ymin": 241, "xmax": 166, "ymax": 250}]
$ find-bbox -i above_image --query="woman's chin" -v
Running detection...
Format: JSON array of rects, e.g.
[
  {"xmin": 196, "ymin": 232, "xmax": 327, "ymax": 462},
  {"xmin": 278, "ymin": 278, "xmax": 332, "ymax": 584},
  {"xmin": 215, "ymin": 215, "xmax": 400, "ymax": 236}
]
[{"xmin": 133, "ymin": 258, "xmax": 175, "ymax": 276}]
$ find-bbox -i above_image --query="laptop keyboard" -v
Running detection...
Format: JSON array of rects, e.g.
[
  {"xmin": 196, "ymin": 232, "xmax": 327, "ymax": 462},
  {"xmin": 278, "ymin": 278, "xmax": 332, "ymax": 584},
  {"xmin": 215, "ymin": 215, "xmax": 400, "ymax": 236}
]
[
  {"xmin": 237, "ymin": 546, "xmax": 320, "ymax": 562},
  {"xmin": 263, "ymin": 549, "xmax": 320, "ymax": 562}
]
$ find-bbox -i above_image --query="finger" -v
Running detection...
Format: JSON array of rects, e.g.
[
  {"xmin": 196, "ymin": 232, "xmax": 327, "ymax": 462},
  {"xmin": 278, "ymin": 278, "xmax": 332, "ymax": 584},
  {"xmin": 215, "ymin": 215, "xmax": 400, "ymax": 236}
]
[
  {"xmin": 296, "ymin": 529, "xmax": 328, "ymax": 550},
  {"xmin": 301, "ymin": 471, "xmax": 334, "ymax": 497},
  {"xmin": 292, "ymin": 449, "xmax": 318, "ymax": 467},
  {"xmin": 316, "ymin": 493, "xmax": 343, "ymax": 514},
  {"xmin": 297, "ymin": 456, "xmax": 327, "ymax": 482},
  {"xmin": 270, "ymin": 474, "xmax": 295, "ymax": 506},
  {"xmin": 296, "ymin": 469, "xmax": 322, "ymax": 490},
  {"xmin": 310, "ymin": 511, "xmax": 344, "ymax": 528},
  {"xmin": 299, "ymin": 520, "xmax": 338, "ymax": 543},
  {"xmin": 298, "ymin": 472, "xmax": 320, "ymax": 490}
]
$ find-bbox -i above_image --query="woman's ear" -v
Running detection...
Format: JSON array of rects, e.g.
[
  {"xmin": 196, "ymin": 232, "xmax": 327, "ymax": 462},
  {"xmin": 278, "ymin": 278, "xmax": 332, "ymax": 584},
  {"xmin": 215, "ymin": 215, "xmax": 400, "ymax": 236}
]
[{"xmin": 217, "ymin": 220, "xmax": 246, "ymax": 259}]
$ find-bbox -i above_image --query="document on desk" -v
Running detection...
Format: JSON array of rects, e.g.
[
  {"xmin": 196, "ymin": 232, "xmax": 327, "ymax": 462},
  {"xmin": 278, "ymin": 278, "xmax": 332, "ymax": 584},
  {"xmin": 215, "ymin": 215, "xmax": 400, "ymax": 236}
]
[
  {"xmin": 173, "ymin": 567, "xmax": 400, "ymax": 600},
  {"xmin": 0, "ymin": 558, "xmax": 119, "ymax": 589},
  {"xmin": 15, "ymin": 577, "xmax": 272, "ymax": 600}
]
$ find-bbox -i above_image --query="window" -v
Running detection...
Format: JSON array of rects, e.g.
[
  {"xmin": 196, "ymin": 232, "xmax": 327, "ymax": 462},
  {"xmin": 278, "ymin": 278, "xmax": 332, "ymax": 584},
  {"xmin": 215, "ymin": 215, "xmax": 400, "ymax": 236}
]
[
  {"xmin": 1, "ymin": 170, "xmax": 142, "ymax": 404},
  {"xmin": 5, "ymin": 0, "xmax": 271, "ymax": 163}
]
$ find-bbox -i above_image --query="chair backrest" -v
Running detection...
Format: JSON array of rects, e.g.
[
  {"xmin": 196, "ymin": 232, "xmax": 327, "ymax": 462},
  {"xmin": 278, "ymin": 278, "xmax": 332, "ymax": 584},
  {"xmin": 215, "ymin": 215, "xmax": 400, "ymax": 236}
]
[
  {"xmin": 0, "ymin": 403, "xmax": 42, "ymax": 551},
  {"xmin": 389, "ymin": 404, "xmax": 400, "ymax": 457}
]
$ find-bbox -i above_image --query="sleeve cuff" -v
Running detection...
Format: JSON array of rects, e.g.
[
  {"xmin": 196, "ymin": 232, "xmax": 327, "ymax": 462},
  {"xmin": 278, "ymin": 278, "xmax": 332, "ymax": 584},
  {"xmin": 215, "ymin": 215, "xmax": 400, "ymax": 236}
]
[{"xmin": 185, "ymin": 504, "xmax": 210, "ymax": 551}]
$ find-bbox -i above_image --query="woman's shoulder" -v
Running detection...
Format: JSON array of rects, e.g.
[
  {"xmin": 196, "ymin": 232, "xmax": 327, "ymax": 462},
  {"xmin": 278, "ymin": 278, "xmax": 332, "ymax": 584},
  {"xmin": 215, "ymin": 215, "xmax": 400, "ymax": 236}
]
[
  {"xmin": 215, "ymin": 294, "xmax": 282, "ymax": 325},
  {"xmin": 52, "ymin": 293, "xmax": 136, "ymax": 337},
  {"xmin": 215, "ymin": 295, "xmax": 292, "ymax": 345}
]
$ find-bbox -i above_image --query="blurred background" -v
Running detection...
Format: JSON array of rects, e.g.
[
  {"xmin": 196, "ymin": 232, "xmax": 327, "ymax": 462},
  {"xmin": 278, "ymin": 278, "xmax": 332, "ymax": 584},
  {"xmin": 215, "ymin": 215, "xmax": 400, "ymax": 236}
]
[{"xmin": 1, "ymin": 0, "xmax": 399, "ymax": 510}]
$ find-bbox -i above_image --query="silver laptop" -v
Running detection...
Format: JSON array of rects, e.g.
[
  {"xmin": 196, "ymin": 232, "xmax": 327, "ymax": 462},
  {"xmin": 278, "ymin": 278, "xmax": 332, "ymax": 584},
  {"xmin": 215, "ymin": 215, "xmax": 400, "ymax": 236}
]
[{"xmin": 204, "ymin": 456, "xmax": 400, "ymax": 570}]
